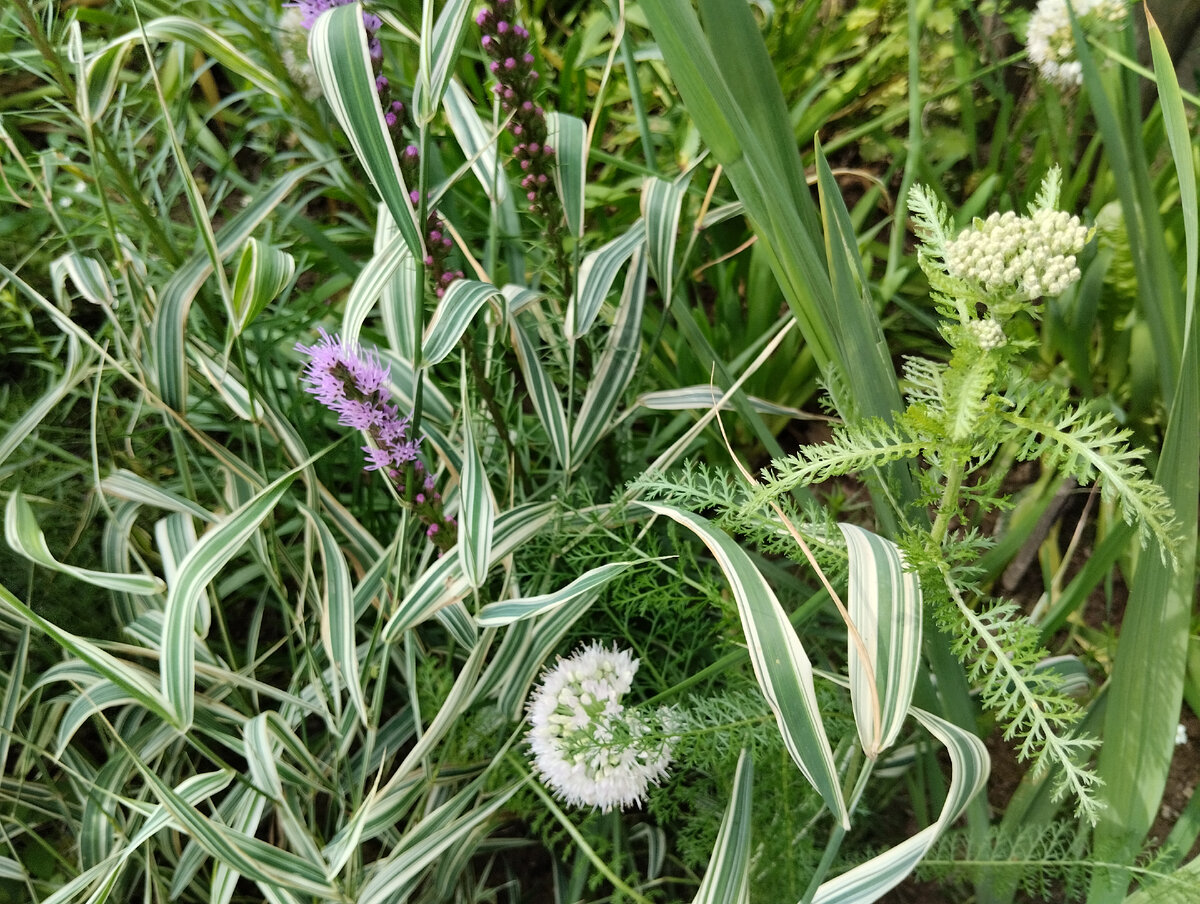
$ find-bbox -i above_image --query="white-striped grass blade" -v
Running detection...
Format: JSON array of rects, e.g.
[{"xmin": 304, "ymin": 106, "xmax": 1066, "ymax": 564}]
[
  {"xmin": 4, "ymin": 490, "xmax": 165, "ymax": 595},
  {"xmin": 838, "ymin": 522, "xmax": 922, "ymax": 758},
  {"xmin": 640, "ymin": 501, "xmax": 849, "ymax": 828},
  {"xmin": 357, "ymin": 779, "xmax": 519, "ymax": 904},
  {"xmin": 342, "ymin": 220, "xmax": 410, "ymax": 348},
  {"xmin": 162, "ymin": 473, "xmax": 294, "ymax": 730},
  {"xmin": 476, "ymin": 560, "xmax": 634, "ymax": 627},
  {"xmin": 423, "ymin": 278, "xmax": 503, "ymax": 365},
  {"xmin": 153, "ymin": 163, "xmax": 317, "ymax": 410},
  {"xmin": 377, "ymin": 208, "xmax": 422, "ymax": 359},
  {"xmin": 509, "ymin": 317, "xmax": 570, "ymax": 468},
  {"xmin": 566, "ymin": 223, "xmax": 644, "ymax": 339},
  {"xmin": 444, "ymin": 79, "xmax": 508, "ymax": 202},
  {"xmin": 0, "ymin": 332, "xmax": 85, "ymax": 468},
  {"xmin": 103, "ymin": 468, "xmax": 214, "ymax": 522},
  {"xmin": 309, "ymin": 4, "xmax": 423, "ymax": 258},
  {"xmin": 381, "ymin": 502, "xmax": 555, "ymax": 640},
  {"xmin": 811, "ymin": 707, "xmax": 988, "ymax": 903},
  {"xmin": 503, "ymin": 282, "xmax": 542, "ymax": 315},
  {"xmin": 691, "ymin": 749, "xmax": 753, "ymax": 904},
  {"xmin": 413, "ymin": 0, "xmax": 473, "ymax": 124},
  {"xmin": 230, "ymin": 238, "xmax": 295, "ymax": 337},
  {"xmin": 571, "ymin": 247, "xmax": 647, "ymax": 459},
  {"xmin": 50, "ymin": 252, "xmax": 114, "ymax": 307},
  {"xmin": 125, "ymin": 761, "xmax": 340, "ymax": 897},
  {"xmin": 458, "ymin": 403, "xmax": 496, "ymax": 590},
  {"xmin": 642, "ymin": 174, "xmax": 690, "ymax": 306},
  {"xmin": 244, "ymin": 715, "xmax": 328, "ymax": 867},
  {"xmin": 303, "ymin": 504, "xmax": 369, "ymax": 728},
  {"xmin": 636, "ymin": 386, "xmax": 815, "ymax": 419},
  {"xmin": 546, "ymin": 112, "xmax": 587, "ymax": 239},
  {"xmin": 156, "ymin": 512, "xmax": 203, "ymax": 627}
]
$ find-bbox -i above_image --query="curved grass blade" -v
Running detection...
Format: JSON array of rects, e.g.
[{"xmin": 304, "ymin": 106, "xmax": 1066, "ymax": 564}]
[
  {"xmin": 566, "ymin": 223, "xmax": 644, "ymax": 339},
  {"xmin": 230, "ymin": 238, "xmax": 295, "ymax": 338},
  {"xmin": 162, "ymin": 473, "xmax": 294, "ymax": 730},
  {"xmin": 811, "ymin": 707, "xmax": 988, "ymax": 904},
  {"xmin": 510, "ymin": 318, "xmax": 570, "ymax": 467},
  {"xmin": 422, "ymin": 278, "xmax": 503, "ymax": 365},
  {"xmin": 546, "ymin": 112, "xmax": 587, "ymax": 238},
  {"xmin": 414, "ymin": 0, "xmax": 473, "ymax": 124},
  {"xmin": 476, "ymin": 561, "xmax": 634, "ymax": 627},
  {"xmin": 50, "ymin": 252, "xmax": 114, "ymax": 307},
  {"xmin": 642, "ymin": 174, "xmax": 690, "ymax": 305},
  {"xmin": 640, "ymin": 501, "xmax": 848, "ymax": 827},
  {"xmin": 0, "ymin": 333, "xmax": 85, "ymax": 468},
  {"xmin": 342, "ymin": 218, "xmax": 410, "ymax": 348},
  {"xmin": 458, "ymin": 402, "xmax": 496, "ymax": 590},
  {"xmin": 838, "ymin": 522, "xmax": 922, "ymax": 758},
  {"xmin": 309, "ymin": 4, "xmax": 423, "ymax": 257},
  {"xmin": 691, "ymin": 749, "xmax": 753, "ymax": 904},
  {"xmin": 5, "ymin": 490, "xmax": 165, "ymax": 595},
  {"xmin": 571, "ymin": 247, "xmax": 647, "ymax": 459},
  {"xmin": 444, "ymin": 79, "xmax": 507, "ymax": 202}
]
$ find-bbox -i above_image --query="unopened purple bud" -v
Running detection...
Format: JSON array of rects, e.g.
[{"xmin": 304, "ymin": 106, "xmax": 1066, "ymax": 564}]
[
  {"xmin": 404, "ymin": 144, "xmax": 419, "ymax": 158},
  {"xmin": 424, "ymin": 254, "xmax": 434, "ymax": 265},
  {"xmin": 504, "ymin": 57, "xmax": 517, "ymax": 69},
  {"xmin": 375, "ymin": 75, "xmax": 388, "ymax": 92},
  {"xmin": 537, "ymin": 173, "xmax": 548, "ymax": 184},
  {"xmin": 489, "ymin": 61, "xmax": 500, "ymax": 73},
  {"xmin": 442, "ymin": 236, "xmax": 451, "ymax": 247},
  {"xmin": 435, "ymin": 286, "xmax": 445, "ymax": 297},
  {"xmin": 512, "ymin": 124, "xmax": 523, "ymax": 136},
  {"xmin": 481, "ymin": 34, "xmax": 491, "ymax": 47},
  {"xmin": 543, "ymin": 145, "xmax": 554, "ymax": 157},
  {"xmin": 527, "ymin": 190, "xmax": 537, "ymax": 201},
  {"xmin": 416, "ymin": 492, "xmax": 426, "ymax": 503},
  {"xmin": 409, "ymin": 190, "xmax": 421, "ymax": 203},
  {"xmin": 515, "ymin": 25, "xmax": 528, "ymax": 39},
  {"xmin": 522, "ymin": 100, "xmax": 534, "ymax": 112},
  {"xmin": 427, "ymin": 524, "xmax": 439, "ymax": 536},
  {"xmin": 529, "ymin": 70, "xmax": 538, "ymax": 81},
  {"xmin": 475, "ymin": 10, "xmax": 488, "ymax": 26},
  {"xmin": 429, "ymin": 229, "xmax": 442, "ymax": 241},
  {"xmin": 497, "ymin": 20, "xmax": 509, "ymax": 34},
  {"xmin": 520, "ymin": 159, "xmax": 532, "ymax": 170},
  {"xmin": 528, "ymin": 142, "xmax": 539, "ymax": 154},
  {"xmin": 363, "ymin": 12, "xmax": 381, "ymax": 31},
  {"xmin": 385, "ymin": 112, "xmax": 397, "ymax": 126},
  {"xmin": 503, "ymin": 87, "xmax": 516, "ymax": 100},
  {"xmin": 524, "ymin": 53, "xmax": 534, "ymax": 65}
]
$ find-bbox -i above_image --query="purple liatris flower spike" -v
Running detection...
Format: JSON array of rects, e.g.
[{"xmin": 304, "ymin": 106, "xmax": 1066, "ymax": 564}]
[{"xmin": 296, "ymin": 329, "xmax": 457, "ymax": 549}]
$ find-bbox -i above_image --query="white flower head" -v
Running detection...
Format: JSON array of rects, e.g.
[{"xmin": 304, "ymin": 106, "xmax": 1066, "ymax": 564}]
[
  {"xmin": 943, "ymin": 202, "xmax": 1090, "ymax": 302},
  {"xmin": 526, "ymin": 642, "xmax": 674, "ymax": 812},
  {"xmin": 1026, "ymin": 0, "xmax": 1127, "ymax": 89}
]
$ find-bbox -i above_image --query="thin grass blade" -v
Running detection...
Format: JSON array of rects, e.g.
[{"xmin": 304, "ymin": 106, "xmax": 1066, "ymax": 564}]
[{"xmin": 691, "ymin": 749, "xmax": 753, "ymax": 904}]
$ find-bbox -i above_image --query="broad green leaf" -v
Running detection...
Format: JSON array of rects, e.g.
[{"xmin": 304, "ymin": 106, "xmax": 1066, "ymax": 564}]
[
  {"xmin": 571, "ymin": 248, "xmax": 647, "ymax": 459},
  {"xmin": 566, "ymin": 223, "xmax": 644, "ymax": 339},
  {"xmin": 162, "ymin": 473, "xmax": 294, "ymax": 730},
  {"xmin": 457, "ymin": 403, "xmax": 496, "ymax": 590},
  {"xmin": 476, "ymin": 561, "xmax": 634, "ymax": 626},
  {"xmin": 546, "ymin": 112, "xmax": 587, "ymax": 238},
  {"xmin": 641, "ymin": 501, "xmax": 848, "ymax": 827},
  {"xmin": 230, "ymin": 238, "xmax": 295, "ymax": 338},
  {"xmin": 5, "ymin": 490, "xmax": 165, "ymax": 595},
  {"xmin": 691, "ymin": 749, "xmax": 752, "ymax": 904},
  {"xmin": 838, "ymin": 523, "xmax": 922, "ymax": 758},
  {"xmin": 422, "ymin": 278, "xmax": 503, "ymax": 365},
  {"xmin": 309, "ymin": 4, "xmax": 423, "ymax": 258}
]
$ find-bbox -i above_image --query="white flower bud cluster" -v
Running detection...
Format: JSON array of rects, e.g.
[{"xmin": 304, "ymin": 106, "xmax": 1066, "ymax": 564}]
[
  {"xmin": 965, "ymin": 318, "xmax": 1007, "ymax": 351},
  {"xmin": 526, "ymin": 642, "xmax": 673, "ymax": 812},
  {"xmin": 943, "ymin": 207, "xmax": 1089, "ymax": 300},
  {"xmin": 1026, "ymin": 0, "xmax": 1126, "ymax": 89}
]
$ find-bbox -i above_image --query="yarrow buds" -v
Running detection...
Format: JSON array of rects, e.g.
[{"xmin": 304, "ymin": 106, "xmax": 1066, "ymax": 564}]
[
  {"xmin": 1026, "ymin": 0, "xmax": 1126, "ymax": 89},
  {"xmin": 965, "ymin": 317, "xmax": 1007, "ymax": 352},
  {"xmin": 943, "ymin": 207, "xmax": 1090, "ymax": 301},
  {"xmin": 526, "ymin": 643, "xmax": 674, "ymax": 812},
  {"xmin": 296, "ymin": 329, "xmax": 457, "ymax": 549}
]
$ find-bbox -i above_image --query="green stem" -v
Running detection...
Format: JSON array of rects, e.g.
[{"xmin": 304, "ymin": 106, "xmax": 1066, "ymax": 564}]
[{"xmin": 929, "ymin": 457, "xmax": 966, "ymax": 546}]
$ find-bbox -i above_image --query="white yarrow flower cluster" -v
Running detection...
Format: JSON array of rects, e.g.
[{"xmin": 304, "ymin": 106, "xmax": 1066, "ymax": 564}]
[
  {"xmin": 1026, "ymin": 0, "xmax": 1126, "ymax": 89},
  {"xmin": 944, "ymin": 207, "xmax": 1089, "ymax": 300},
  {"xmin": 526, "ymin": 642, "xmax": 674, "ymax": 812},
  {"xmin": 965, "ymin": 317, "xmax": 1007, "ymax": 351},
  {"xmin": 278, "ymin": 8, "xmax": 321, "ymax": 100}
]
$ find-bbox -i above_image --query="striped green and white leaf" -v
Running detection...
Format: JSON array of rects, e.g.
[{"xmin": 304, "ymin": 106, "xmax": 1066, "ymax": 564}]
[
  {"xmin": 458, "ymin": 401, "xmax": 496, "ymax": 590},
  {"xmin": 838, "ymin": 522, "xmax": 922, "ymax": 758},
  {"xmin": 304, "ymin": 505, "xmax": 368, "ymax": 727},
  {"xmin": 476, "ymin": 560, "xmax": 634, "ymax": 627},
  {"xmin": 244, "ymin": 715, "xmax": 328, "ymax": 868},
  {"xmin": 0, "ymin": 581, "xmax": 172, "ymax": 722},
  {"xmin": 381, "ymin": 502, "xmax": 555, "ymax": 640},
  {"xmin": 377, "ymin": 207, "xmax": 423, "ymax": 358},
  {"xmin": 510, "ymin": 317, "xmax": 570, "ymax": 467},
  {"xmin": 642, "ymin": 174, "xmax": 690, "ymax": 305},
  {"xmin": 50, "ymin": 252, "xmax": 114, "ymax": 308},
  {"xmin": 153, "ymin": 163, "xmax": 316, "ymax": 410},
  {"xmin": 5, "ymin": 490, "xmax": 165, "ymax": 595},
  {"xmin": 636, "ymin": 386, "xmax": 812, "ymax": 419},
  {"xmin": 811, "ymin": 708, "xmax": 988, "ymax": 903},
  {"xmin": 641, "ymin": 501, "xmax": 849, "ymax": 827},
  {"xmin": 691, "ymin": 749, "xmax": 753, "ymax": 904},
  {"xmin": 102, "ymin": 468, "xmax": 215, "ymax": 522},
  {"xmin": 309, "ymin": 4, "xmax": 423, "ymax": 257},
  {"xmin": 423, "ymin": 279, "xmax": 503, "ymax": 365},
  {"xmin": 230, "ymin": 238, "xmax": 295, "ymax": 338},
  {"xmin": 503, "ymin": 283, "xmax": 542, "ymax": 315},
  {"xmin": 339, "ymin": 226, "xmax": 408, "ymax": 349},
  {"xmin": 162, "ymin": 473, "xmax": 294, "ymax": 730},
  {"xmin": 444, "ymin": 79, "xmax": 507, "ymax": 202},
  {"xmin": 546, "ymin": 111, "xmax": 587, "ymax": 238},
  {"xmin": 566, "ymin": 223, "xmax": 644, "ymax": 339},
  {"xmin": 413, "ymin": 0, "xmax": 473, "ymax": 124},
  {"xmin": 571, "ymin": 248, "xmax": 647, "ymax": 459},
  {"xmin": 0, "ymin": 333, "xmax": 85, "ymax": 468}
]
